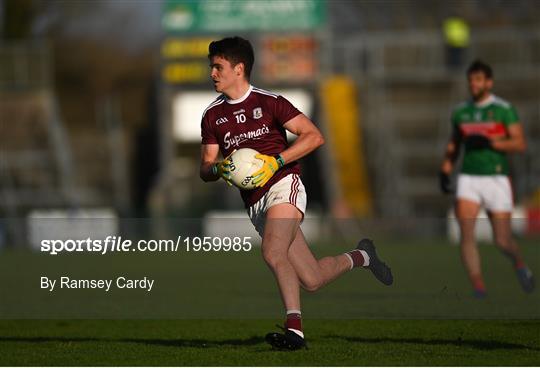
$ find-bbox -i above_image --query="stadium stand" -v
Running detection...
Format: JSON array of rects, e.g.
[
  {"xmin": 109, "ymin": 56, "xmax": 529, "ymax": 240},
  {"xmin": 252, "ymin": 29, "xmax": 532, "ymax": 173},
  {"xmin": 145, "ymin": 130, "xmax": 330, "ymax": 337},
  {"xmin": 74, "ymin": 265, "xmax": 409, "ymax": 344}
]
[
  {"xmin": 332, "ymin": 27, "xmax": 540, "ymax": 220},
  {"xmin": 1, "ymin": 2, "xmax": 539, "ymax": 243}
]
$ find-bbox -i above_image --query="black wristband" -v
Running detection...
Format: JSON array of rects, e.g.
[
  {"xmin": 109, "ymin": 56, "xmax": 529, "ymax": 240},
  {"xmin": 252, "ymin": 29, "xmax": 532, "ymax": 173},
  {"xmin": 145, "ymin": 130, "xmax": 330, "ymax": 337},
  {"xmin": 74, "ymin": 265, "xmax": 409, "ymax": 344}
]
[{"xmin": 275, "ymin": 155, "xmax": 285, "ymax": 168}]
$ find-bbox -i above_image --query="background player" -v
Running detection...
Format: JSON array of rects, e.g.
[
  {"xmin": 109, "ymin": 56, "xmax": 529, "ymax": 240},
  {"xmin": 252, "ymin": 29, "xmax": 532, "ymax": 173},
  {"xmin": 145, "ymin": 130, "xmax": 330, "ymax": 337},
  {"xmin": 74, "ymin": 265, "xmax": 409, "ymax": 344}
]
[
  {"xmin": 199, "ymin": 37, "xmax": 393, "ymax": 350},
  {"xmin": 440, "ymin": 60, "xmax": 534, "ymax": 297}
]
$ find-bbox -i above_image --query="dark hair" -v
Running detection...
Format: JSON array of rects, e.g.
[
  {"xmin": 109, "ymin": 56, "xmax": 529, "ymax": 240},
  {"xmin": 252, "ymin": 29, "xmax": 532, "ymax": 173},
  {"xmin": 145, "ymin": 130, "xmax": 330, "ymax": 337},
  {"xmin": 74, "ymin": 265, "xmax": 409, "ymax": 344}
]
[
  {"xmin": 208, "ymin": 36, "xmax": 255, "ymax": 80},
  {"xmin": 467, "ymin": 60, "xmax": 493, "ymax": 79}
]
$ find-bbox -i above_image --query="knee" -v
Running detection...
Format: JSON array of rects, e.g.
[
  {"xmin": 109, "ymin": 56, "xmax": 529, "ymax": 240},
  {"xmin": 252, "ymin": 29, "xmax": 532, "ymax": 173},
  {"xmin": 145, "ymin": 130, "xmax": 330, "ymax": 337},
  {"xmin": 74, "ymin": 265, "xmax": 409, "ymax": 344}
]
[
  {"xmin": 458, "ymin": 229, "xmax": 476, "ymax": 244},
  {"xmin": 262, "ymin": 248, "xmax": 287, "ymax": 270},
  {"xmin": 494, "ymin": 236, "xmax": 511, "ymax": 250},
  {"xmin": 301, "ymin": 277, "xmax": 324, "ymax": 292},
  {"xmin": 459, "ymin": 238, "xmax": 476, "ymax": 248}
]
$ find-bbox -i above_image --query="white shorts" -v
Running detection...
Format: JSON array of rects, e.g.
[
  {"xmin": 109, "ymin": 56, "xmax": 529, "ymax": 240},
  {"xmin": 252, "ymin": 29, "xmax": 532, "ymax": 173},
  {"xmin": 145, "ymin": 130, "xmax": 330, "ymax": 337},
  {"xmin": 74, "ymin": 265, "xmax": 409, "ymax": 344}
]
[
  {"xmin": 456, "ymin": 174, "xmax": 513, "ymax": 212},
  {"xmin": 247, "ymin": 173, "xmax": 307, "ymax": 236}
]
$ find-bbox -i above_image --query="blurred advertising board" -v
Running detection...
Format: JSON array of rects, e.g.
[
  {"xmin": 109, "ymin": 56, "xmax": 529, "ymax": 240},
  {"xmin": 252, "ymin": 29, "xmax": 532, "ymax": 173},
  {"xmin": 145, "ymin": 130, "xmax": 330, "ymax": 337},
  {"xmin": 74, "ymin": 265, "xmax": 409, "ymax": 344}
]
[
  {"xmin": 162, "ymin": 0, "xmax": 326, "ymax": 33},
  {"xmin": 161, "ymin": 35, "xmax": 319, "ymax": 85},
  {"xmin": 260, "ymin": 35, "xmax": 318, "ymax": 83},
  {"xmin": 161, "ymin": 37, "xmax": 215, "ymax": 84}
]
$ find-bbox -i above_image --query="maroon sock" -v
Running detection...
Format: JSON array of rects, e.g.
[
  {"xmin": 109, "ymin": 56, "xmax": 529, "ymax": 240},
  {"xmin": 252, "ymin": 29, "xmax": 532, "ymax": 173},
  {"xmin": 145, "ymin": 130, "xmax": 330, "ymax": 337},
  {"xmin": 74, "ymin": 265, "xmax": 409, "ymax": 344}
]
[
  {"xmin": 346, "ymin": 250, "xmax": 366, "ymax": 268},
  {"xmin": 502, "ymin": 249, "xmax": 526, "ymax": 269},
  {"xmin": 285, "ymin": 312, "xmax": 302, "ymax": 332},
  {"xmin": 471, "ymin": 274, "xmax": 486, "ymax": 292},
  {"xmin": 514, "ymin": 258, "xmax": 526, "ymax": 270}
]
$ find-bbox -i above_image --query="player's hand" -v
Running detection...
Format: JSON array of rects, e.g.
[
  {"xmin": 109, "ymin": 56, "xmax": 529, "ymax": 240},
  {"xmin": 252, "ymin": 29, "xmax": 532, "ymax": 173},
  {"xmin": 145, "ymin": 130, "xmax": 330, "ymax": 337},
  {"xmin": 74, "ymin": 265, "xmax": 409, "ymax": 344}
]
[
  {"xmin": 212, "ymin": 150, "xmax": 236, "ymax": 186},
  {"xmin": 439, "ymin": 171, "xmax": 453, "ymax": 194},
  {"xmin": 464, "ymin": 134, "xmax": 492, "ymax": 150},
  {"xmin": 252, "ymin": 154, "xmax": 285, "ymax": 188}
]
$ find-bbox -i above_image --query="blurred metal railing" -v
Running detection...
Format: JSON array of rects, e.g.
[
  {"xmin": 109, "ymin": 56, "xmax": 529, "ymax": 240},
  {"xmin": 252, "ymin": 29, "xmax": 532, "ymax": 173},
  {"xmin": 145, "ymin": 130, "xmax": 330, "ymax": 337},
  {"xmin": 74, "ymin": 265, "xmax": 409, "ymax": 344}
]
[
  {"xmin": 333, "ymin": 28, "xmax": 540, "ymax": 78},
  {"xmin": 0, "ymin": 41, "xmax": 53, "ymax": 90},
  {"xmin": 0, "ymin": 40, "xmax": 79, "ymax": 245}
]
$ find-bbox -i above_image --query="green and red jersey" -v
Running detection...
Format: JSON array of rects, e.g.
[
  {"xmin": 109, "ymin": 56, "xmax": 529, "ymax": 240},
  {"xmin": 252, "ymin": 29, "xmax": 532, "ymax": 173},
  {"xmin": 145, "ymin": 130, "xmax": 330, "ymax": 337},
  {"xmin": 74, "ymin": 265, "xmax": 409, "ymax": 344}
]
[{"xmin": 451, "ymin": 94, "xmax": 520, "ymax": 175}]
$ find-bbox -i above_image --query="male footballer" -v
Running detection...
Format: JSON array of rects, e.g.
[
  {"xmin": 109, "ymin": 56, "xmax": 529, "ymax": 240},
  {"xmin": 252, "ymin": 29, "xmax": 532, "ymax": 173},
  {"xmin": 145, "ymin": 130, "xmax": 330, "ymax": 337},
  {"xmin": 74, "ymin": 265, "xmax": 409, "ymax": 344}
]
[
  {"xmin": 200, "ymin": 37, "xmax": 393, "ymax": 350},
  {"xmin": 440, "ymin": 60, "xmax": 534, "ymax": 297}
]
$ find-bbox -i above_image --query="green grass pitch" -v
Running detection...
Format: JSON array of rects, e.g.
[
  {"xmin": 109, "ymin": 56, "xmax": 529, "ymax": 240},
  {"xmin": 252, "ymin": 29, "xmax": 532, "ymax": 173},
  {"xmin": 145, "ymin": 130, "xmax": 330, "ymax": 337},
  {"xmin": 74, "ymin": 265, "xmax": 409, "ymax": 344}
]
[
  {"xmin": 0, "ymin": 238, "xmax": 539, "ymax": 365},
  {"xmin": 0, "ymin": 319, "xmax": 539, "ymax": 366}
]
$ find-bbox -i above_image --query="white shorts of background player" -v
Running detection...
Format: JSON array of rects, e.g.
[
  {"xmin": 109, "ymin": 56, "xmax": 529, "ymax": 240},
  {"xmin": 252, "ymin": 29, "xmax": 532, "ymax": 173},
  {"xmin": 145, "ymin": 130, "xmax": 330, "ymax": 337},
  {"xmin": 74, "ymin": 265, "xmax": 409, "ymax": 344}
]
[{"xmin": 456, "ymin": 174, "xmax": 513, "ymax": 212}]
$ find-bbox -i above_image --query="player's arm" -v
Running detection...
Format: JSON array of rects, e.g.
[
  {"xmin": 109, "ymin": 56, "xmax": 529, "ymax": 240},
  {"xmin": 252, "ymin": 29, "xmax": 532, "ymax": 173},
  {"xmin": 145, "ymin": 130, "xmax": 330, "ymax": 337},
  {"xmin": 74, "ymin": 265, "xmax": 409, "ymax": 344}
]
[
  {"xmin": 491, "ymin": 123, "xmax": 527, "ymax": 153},
  {"xmin": 252, "ymin": 114, "xmax": 324, "ymax": 187},
  {"xmin": 280, "ymin": 114, "xmax": 325, "ymax": 163},
  {"xmin": 439, "ymin": 127, "xmax": 461, "ymax": 194},
  {"xmin": 440, "ymin": 126, "xmax": 461, "ymax": 175},
  {"xmin": 200, "ymin": 144, "xmax": 221, "ymax": 182}
]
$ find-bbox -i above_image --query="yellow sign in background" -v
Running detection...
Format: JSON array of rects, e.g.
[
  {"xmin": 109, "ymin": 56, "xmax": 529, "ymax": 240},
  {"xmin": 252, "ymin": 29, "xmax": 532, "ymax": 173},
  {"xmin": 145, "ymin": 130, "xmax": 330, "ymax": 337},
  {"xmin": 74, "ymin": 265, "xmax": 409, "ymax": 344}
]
[{"xmin": 321, "ymin": 76, "xmax": 373, "ymax": 217}]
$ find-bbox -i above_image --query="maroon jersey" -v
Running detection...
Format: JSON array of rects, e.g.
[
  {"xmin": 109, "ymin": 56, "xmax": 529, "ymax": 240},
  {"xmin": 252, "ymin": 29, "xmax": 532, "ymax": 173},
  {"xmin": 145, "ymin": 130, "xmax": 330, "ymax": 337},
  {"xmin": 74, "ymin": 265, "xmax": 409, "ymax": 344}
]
[{"xmin": 201, "ymin": 85, "xmax": 302, "ymax": 207}]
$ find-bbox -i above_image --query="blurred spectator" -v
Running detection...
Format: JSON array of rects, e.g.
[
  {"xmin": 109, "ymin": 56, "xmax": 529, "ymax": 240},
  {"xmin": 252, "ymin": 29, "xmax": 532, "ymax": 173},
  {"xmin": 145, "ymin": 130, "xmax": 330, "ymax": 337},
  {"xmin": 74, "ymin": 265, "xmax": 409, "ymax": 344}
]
[{"xmin": 442, "ymin": 16, "xmax": 470, "ymax": 70}]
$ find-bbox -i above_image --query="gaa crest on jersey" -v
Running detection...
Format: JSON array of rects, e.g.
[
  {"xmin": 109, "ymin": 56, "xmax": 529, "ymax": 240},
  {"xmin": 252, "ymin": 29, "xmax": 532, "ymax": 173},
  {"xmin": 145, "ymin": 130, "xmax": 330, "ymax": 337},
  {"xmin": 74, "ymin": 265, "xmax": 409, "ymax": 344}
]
[
  {"xmin": 215, "ymin": 117, "xmax": 228, "ymax": 125},
  {"xmin": 253, "ymin": 107, "xmax": 263, "ymax": 119}
]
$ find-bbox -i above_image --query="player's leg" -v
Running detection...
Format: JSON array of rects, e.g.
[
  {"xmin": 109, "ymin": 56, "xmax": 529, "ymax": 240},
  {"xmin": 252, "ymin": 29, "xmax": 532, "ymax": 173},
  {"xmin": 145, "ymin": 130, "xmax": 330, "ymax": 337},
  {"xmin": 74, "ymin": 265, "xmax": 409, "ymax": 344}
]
[
  {"xmin": 455, "ymin": 198, "xmax": 484, "ymax": 296},
  {"xmin": 484, "ymin": 175, "xmax": 534, "ymax": 292},
  {"xmin": 250, "ymin": 174, "xmax": 309, "ymax": 349},
  {"xmin": 488, "ymin": 211, "xmax": 522, "ymax": 264},
  {"xmin": 287, "ymin": 228, "xmax": 350, "ymax": 291},
  {"xmin": 260, "ymin": 175, "xmax": 392, "ymax": 350},
  {"xmin": 260, "ymin": 203, "xmax": 303, "ymax": 312},
  {"xmin": 286, "ymin": 228, "xmax": 392, "ymax": 291},
  {"xmin": 262, "ymin": 202, "xmax": 392, "ymax": 350},
  {"xmin": 488, "ymin": 210, "xmax": 534, "ymax": 292},
  {"xmin": 261, "ymin": 202, "xmax": 307, "ymax": 350}
]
